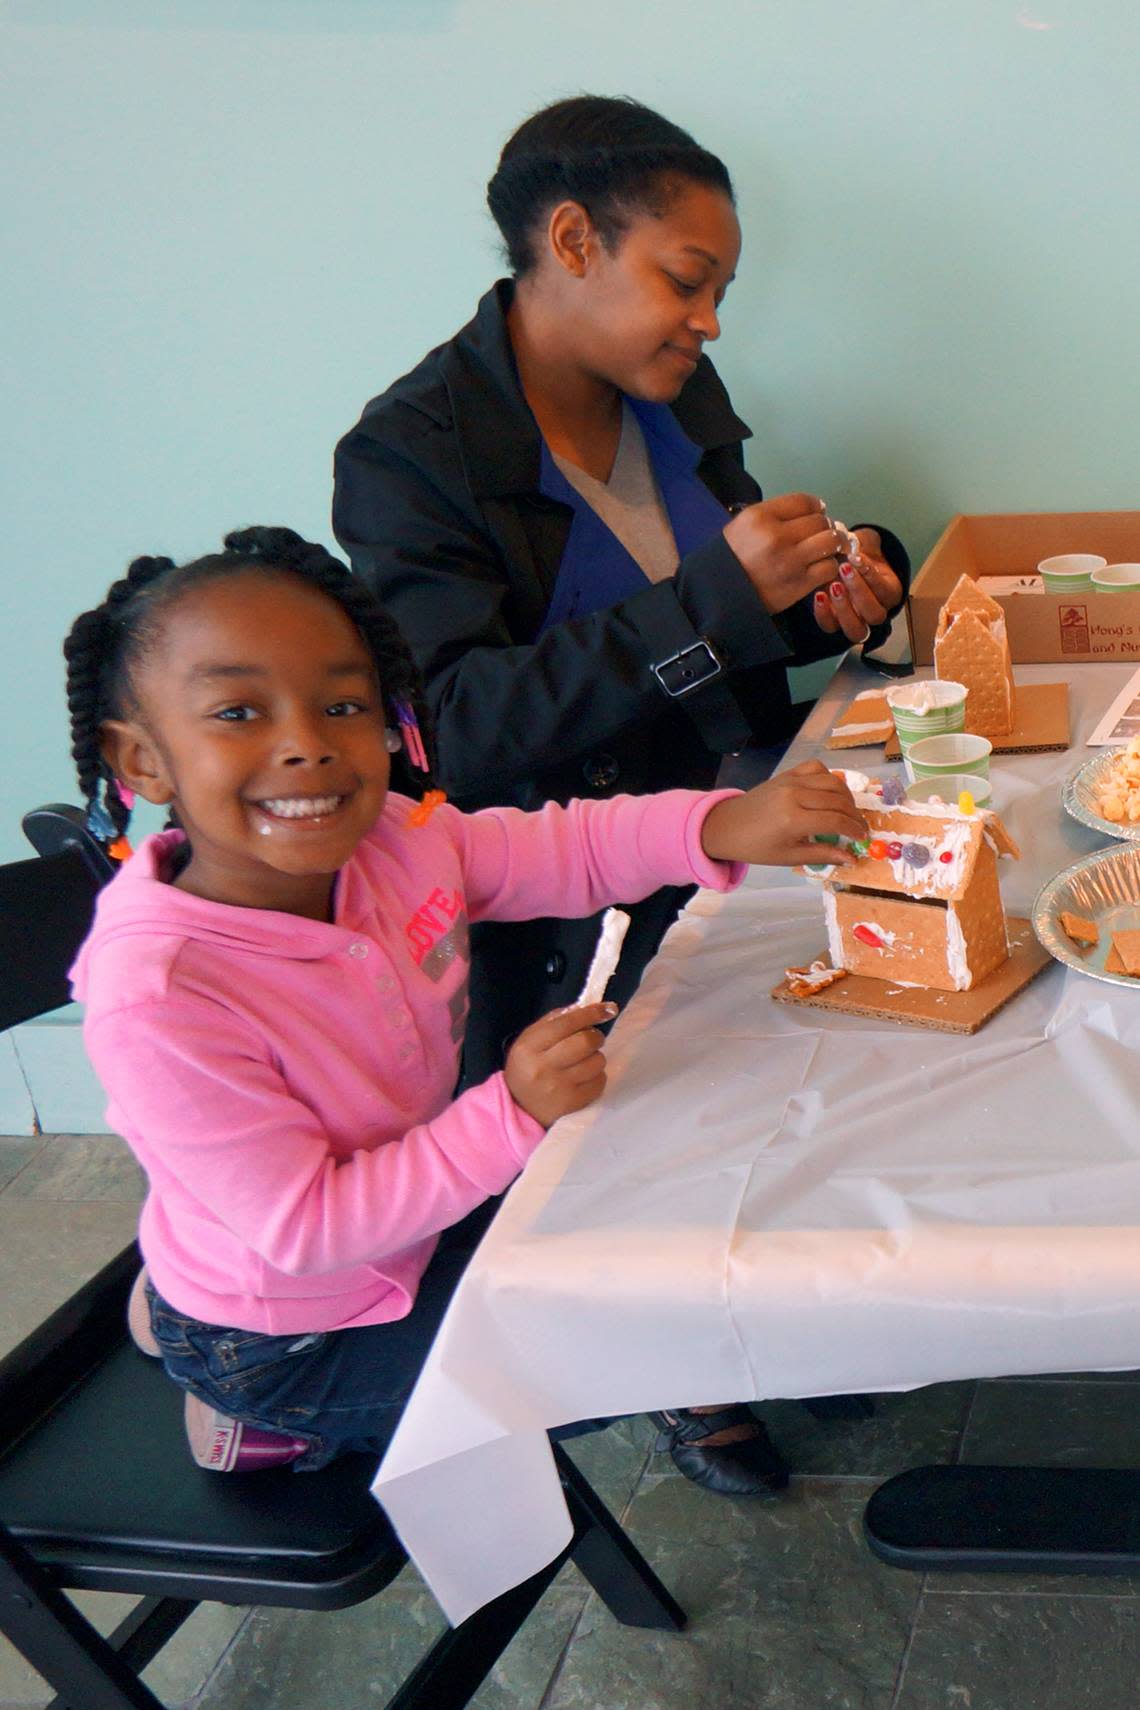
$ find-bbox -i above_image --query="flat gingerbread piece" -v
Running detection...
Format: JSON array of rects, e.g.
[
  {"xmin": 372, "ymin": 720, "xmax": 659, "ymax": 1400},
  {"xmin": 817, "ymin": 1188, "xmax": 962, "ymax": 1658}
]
[
  {"xmin": 1109, "ymin": 930, "xmax": 1140, "ymax": 976},
  {"xmin": 1059, "ymin": 911, "xmax": 1099, "ymax": 949}
]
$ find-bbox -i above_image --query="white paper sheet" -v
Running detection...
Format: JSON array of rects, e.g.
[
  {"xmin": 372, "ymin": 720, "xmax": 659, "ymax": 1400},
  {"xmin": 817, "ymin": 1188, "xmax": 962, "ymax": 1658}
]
[{"xmin": 1086, "ymin": 665, "xmax": 1140, "ymax": 745}]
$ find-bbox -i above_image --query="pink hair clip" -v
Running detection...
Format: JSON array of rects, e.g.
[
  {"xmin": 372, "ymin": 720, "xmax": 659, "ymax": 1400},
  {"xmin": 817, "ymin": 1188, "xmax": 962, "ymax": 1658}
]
[{"xmin": 392, "ymin": 697, "xmax": 429, "ymax": 773}]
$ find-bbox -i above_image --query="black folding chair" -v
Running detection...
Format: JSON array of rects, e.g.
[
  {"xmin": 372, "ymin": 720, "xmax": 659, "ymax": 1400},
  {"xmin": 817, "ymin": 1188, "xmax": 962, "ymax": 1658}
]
[{"xmin": 0, "ymin": 808, "xmax": 684, "ymax": 1710}]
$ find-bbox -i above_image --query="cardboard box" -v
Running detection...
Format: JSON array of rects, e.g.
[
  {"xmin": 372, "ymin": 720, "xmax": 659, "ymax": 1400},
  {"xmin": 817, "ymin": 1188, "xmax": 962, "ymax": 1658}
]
[{"xmin": 908, "ymin": 511, "xmax": 1140, "ymax": 664}]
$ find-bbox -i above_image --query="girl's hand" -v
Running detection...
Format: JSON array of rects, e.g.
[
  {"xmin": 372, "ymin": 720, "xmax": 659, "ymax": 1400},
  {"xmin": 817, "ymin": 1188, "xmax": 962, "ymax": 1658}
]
[
  {"xmin": 701, "ymin": 761, "xmax": 869, "ymax": 868},
  {"xmin": 723, "ymin": 494, "xmax": 848, "ymax": 615},
  {"xmin": 812, "ymin": 529, "xmax": 903, "ymax": 643},
  {"xmin": 505, "ymin": 1001, "xmax": 617, "ymax": 1129}
]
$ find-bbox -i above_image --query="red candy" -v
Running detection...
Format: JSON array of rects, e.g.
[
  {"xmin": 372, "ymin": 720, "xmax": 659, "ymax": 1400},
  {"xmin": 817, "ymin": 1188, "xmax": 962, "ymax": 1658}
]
[
  {"xmin": 853, "ymin": 924, "xmax": 885, "ymax": 948},
  {"xmin": 887, "ymin": 842, "xmax": 903, "ymax": 860},
  {"xmin": 939, "ymin": 850, "xmax": 953, "ymax": 864},
  {"xmin": 868, "ymin": 839, "xmax": 889, "ymax": 859}
]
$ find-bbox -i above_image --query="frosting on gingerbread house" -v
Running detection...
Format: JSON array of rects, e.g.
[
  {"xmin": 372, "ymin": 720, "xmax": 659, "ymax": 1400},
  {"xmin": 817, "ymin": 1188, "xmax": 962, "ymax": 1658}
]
[
  {"xmin": 933, "ymin": 574, "xmax": 1015, "ymax": 737},
  {"xmin": 806, "ymin": 778, "xmax": 1020, "ymax": 993}
]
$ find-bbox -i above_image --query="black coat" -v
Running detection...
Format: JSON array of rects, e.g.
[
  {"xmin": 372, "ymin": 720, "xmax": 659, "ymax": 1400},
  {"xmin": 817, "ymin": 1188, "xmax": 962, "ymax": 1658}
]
[{"xmin": 334, "ymin": 281, "xmax": 909, "ymax": 1077}]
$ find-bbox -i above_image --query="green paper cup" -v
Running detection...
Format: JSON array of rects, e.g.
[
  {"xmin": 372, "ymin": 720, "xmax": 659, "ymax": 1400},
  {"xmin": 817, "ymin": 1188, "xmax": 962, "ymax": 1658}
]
[
  {"xmin": 905, "ymin": 772, "xmax": 992, "ymax": 808},
  {"xmin": 1038, "ymin": 554, "xmax": 1105, "ymax": 593},
  {"xmin": 884, "ymin": 680, "xmax": 967, "ymax": 754},
  {"xmin": 1091, "ymin": 563, "xmax": 1140, "ymax": 593},
  {"xmin": 906, "ymin": 732, "xmax": 992, "ymax": 781}
]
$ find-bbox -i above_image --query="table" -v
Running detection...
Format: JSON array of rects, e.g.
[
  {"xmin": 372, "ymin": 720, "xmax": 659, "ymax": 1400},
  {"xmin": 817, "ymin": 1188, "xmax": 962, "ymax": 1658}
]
[{"xmin": 374, "ymin": 660, "xmax": 1140, "ymax": 1624}]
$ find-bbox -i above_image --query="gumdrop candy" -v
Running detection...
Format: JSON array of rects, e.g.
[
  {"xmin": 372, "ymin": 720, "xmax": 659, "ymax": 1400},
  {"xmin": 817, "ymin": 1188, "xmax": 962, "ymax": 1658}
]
[
  {"xmin": 880, "ymin": 777, "xmax": 906, "ymax": 805},
  {"xmin": 887, "ymin": 841, "xmax": 903, "ymax": 859},
  {"xmin": 903, "ymin": 842, "xmax": 930, "ymax": 867},
  {"xmin": 868, "ymin": 839, "xmax": 889, "ymax": 859}
]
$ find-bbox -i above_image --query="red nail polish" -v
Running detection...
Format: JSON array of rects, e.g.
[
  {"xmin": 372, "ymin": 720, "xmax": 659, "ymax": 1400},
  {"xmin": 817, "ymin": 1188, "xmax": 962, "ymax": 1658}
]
[
  {"xmin": 839, "ymin": 562, "xmax": 854, "ymax": 578},
  {"xmin": 831, "ymin": 581, "xmax": 844, "ymax": 598},
  {"xmin": 814, "ymin": 590, "xmax": 828, "ymax": 604}
]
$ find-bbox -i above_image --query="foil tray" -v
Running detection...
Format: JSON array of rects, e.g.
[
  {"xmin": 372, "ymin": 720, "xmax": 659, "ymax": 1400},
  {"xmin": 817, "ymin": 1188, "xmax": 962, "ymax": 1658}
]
[
  {"xmin": 1034, "ymin": 844, "xmax": 1140, "ymax": 986},
  {"xmin": 1062, "ymin": 751, "xmax": 1140, "ymax": 843}
]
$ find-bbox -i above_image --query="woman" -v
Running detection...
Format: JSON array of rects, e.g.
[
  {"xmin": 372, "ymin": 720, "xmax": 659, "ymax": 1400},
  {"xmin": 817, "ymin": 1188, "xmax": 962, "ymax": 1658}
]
[{"xmin": 334, "ymin": 95, "xmax": 908, "ymax": 1495}]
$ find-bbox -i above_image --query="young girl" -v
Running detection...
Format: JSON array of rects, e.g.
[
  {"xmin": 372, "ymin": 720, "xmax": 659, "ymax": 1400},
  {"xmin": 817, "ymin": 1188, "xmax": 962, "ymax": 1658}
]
[{"xmin": 65, "ymin": 526, "xmax": 866, "ymax": 1477}]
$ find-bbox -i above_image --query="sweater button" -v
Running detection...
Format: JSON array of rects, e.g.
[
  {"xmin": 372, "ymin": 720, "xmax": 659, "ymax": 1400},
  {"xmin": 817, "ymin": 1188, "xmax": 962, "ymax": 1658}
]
[
  {"xmin": 582, "ymin": 753, "xmax": 620, "ymax": 790},
  {"xmin": 348, "ymin": 943, "xmax": 369, "ymax": 958},
  {"xmin": 544, "ymin": 951, "xmax": 566, "ymax": 982}
]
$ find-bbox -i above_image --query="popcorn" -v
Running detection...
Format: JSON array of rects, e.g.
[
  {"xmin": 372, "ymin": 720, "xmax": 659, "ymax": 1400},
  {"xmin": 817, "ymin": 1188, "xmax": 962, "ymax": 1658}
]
[{"xmin": 1095, "ymin": 737, "xmax": 1140, "ymax": 823}]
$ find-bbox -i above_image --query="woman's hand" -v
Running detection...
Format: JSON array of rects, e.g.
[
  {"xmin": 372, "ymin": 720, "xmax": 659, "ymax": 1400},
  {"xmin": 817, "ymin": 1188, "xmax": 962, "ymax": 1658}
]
[
  {"xmin": 700, "ymin": 761, "xmax": 869, "ymax": 868},
  {"xmin": 812, "ymin": 528, "xmax": 903, "ymax": 643},
  {"xmin": 504, "ymin": 1001, "xmax": 617, "ymax": 1129},
  {"xmin": 722, "ymin": 494, "xmax": 849, "ymax": 615}
]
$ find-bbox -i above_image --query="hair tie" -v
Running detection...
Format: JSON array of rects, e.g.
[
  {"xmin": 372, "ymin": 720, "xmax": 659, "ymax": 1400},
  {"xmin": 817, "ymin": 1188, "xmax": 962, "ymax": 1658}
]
[
  {"xmin": 391, "ymin": 697, "xmax": 429, "ymax": 772},
  {"xmin": 407, "ymin": 789, "xmax": 447, "ymax": 828}
]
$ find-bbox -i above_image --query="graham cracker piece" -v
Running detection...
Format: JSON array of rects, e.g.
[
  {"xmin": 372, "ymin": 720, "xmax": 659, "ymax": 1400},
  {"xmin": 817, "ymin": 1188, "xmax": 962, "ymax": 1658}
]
[
  {"xmin": 826, "ymin": 693, "xmax": 892, "ymax": 750},
  {"xmin": 1105, "ymin": 942, "xmax": 1130, "ymax": 976},
  {"xmin": 1109, "ymin": 930, "xmax": 1140, "ymax": 976},
  {"xmin": 949, "ymin": 853, "xmax": 1009, "ymax": 988},
  {"xmin": 1059, "ymin": 911, "xmax": 1099, "ymax": 948},
  {"xmin": 933, "ymin": 574, "xmax": 1015, "ymax": 738}
]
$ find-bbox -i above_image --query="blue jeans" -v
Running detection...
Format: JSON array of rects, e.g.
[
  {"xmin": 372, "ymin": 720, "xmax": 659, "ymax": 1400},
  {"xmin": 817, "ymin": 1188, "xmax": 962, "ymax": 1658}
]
[{"xmin": 148, "ymin": 1201, "xmax": 611, "ymax": 1470}]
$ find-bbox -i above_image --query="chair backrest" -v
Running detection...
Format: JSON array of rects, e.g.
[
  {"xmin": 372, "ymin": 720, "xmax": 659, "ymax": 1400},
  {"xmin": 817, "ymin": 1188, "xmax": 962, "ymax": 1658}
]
[
  {"xmin": 0, "ymin": 850, "xmax": 105, "ymax": 1031},
  {"xmin": 0, "ymin": 804, "xmax": 115, "ymax": 1032}
]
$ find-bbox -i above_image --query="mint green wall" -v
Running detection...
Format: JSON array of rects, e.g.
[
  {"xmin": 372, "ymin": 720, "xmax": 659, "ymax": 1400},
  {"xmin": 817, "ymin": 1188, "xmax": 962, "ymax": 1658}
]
[{"xmin": 4, "ymin": 0, "xmax": 1139, "ymax": 858}]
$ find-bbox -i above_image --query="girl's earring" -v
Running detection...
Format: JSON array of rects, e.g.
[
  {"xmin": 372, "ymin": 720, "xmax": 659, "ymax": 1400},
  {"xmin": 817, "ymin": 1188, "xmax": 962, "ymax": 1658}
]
[{"xmin": 384, "ymin": 729, "xmax": 402, "ymax": 755}]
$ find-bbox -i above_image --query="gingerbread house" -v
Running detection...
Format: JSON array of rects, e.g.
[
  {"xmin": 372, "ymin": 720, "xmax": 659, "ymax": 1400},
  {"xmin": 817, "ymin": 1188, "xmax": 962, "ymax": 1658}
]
[
  {"xmin": 933, "ymin": 574, "xmax": 1016, "ymax": 737},
  {"xmin": 809, "ymin": 795, "xmax": 1020, "ymax": 993}
]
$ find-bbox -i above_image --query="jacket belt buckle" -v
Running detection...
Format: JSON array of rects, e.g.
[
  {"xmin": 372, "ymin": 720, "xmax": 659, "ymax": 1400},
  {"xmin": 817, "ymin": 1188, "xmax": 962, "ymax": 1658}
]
[{"xmin": 651, "ymin": 638, "xmax": 724, "ymax": 698}]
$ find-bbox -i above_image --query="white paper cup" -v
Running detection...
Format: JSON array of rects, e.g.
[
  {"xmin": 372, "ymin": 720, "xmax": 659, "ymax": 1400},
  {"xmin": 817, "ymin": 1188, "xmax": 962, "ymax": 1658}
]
[
  {"xmin": 1091, "ymin": 563, "xmax": 1140, "ymax": 593},
  {"xmin": 1038, "ymin": 554, "xmax": 1106, "ymax": 593},
  {"xmin": 905, "ymin": 772, "xmax": 992, "ymax": 808},
  {"xmin": 906, "ymin": 732, "xmax": 992, "ymax": 780},
  {"xmin": 883, "ymin": 680, "xmax": 967, "ymax": 753}
]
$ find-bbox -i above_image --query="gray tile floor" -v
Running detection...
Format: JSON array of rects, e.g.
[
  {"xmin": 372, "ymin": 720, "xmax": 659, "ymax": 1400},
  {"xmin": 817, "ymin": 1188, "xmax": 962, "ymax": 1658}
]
[{"xmin": 3, "ymin": 1130, "xmax": 1139, "ymax": 1710}]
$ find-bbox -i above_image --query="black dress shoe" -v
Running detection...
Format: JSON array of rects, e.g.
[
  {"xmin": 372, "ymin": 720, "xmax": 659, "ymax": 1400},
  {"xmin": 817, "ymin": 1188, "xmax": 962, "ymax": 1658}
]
[{"xmin": 648, "ymin": 1405, "xmax": 790, "ymax": 1497}]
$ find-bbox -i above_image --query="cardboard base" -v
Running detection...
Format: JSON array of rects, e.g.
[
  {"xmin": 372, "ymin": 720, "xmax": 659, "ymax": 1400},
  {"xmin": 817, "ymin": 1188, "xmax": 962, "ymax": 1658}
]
[
  {"xmin": 771, "ymin": 917, "xmax": 1050, "ymax": 1034},
  {"xmin": 882, "ymin": 681, "xmax": 1070, "ymax": 759}
]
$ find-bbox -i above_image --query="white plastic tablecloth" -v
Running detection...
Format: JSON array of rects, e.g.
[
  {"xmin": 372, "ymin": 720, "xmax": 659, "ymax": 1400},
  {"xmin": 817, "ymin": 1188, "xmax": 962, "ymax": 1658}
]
[{"xmin": 374, "ymin": 660, "xmax": 1140, "ymax": 1624}]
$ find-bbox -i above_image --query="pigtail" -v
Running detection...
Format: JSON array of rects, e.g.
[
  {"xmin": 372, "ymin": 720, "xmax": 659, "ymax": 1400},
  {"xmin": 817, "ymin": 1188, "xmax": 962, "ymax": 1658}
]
[{"xmin": 62, "ymin": 554, "xmax": 175, "ymax": 842}]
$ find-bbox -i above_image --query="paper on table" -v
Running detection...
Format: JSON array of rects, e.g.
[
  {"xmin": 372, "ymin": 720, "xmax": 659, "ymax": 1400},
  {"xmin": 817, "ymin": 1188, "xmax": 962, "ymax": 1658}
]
[{"xmin": 1086, "ymin": 665, "xmax": 1140, "ymax": 745}]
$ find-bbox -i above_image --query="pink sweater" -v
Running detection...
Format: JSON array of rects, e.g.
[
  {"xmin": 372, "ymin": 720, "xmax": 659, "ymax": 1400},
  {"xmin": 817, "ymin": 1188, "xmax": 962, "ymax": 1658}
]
[{"xmin": 71, "ymin": 789, "xmax": 743, "ymax": 1333}]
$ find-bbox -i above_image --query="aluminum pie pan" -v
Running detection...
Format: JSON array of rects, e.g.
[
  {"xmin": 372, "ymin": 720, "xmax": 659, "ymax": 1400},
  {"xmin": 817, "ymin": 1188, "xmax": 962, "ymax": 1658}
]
[
  {"xmin": 1062, "ymin": 750, "xmax": 1140, "ymax": 843},
  {"xmin": 1033, "ymin": 843, "xmax": 1140, "ymax": 986}
]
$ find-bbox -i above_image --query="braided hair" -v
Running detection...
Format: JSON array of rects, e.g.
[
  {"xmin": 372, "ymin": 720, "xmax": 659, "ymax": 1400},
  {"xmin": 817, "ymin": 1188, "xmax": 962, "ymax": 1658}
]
[
  {"xmin": 63, "ymin": 526, "xmax": 435, "ymax": 841},
  {"xmin": 486, "ymin": 95, "xmax": 734, "ymax": 277}
]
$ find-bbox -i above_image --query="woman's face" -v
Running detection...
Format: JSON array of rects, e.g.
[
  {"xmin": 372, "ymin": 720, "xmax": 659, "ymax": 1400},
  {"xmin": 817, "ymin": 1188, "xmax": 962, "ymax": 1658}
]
[{"xmin": 565, "ymin": 181, "xmax": 742, "ymax": 402}]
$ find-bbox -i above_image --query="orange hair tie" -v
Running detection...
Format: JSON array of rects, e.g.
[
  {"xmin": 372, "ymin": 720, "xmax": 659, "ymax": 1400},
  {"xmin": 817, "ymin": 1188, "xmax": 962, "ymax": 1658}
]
[
  {"xmin": 406, "ymin": 789, "xmax": 447, "ymax": 828},
  {"xmin": 107, "ymin": 835, "xmax": 134, "ymax": 862}
]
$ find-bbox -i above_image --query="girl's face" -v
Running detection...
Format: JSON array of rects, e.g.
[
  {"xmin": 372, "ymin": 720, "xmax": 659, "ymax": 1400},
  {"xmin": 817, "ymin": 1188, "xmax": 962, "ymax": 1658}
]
[
  {"xmin": 103, "ymin": 572, "xmax": 393, "ymax": 919},
  {"xmin": 550, "ymin": 181, "xmax": 741, "ymax": 403}
]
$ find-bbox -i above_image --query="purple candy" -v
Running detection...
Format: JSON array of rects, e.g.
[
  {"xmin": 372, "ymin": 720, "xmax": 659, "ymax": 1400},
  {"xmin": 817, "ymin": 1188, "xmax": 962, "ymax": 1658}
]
[
  {"xmin": 879, "ymin": 776, "xmax": 905, "ymax": 805},
  {"xmin": 902, "ymin": 841, "xmax": 930, "ymax": 867}
]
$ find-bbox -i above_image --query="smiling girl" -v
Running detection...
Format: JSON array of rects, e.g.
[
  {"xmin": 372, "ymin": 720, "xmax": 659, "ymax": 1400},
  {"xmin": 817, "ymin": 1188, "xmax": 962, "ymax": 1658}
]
[{"xmin": 64, "ymin": 526, "xmax": 866, "ymax": 1477}]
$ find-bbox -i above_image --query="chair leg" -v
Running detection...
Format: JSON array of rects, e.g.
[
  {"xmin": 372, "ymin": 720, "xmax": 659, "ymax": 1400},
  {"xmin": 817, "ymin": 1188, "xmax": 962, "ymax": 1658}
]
[
  {"xmin": 0, "ymin": 1525, "xmax": 166, "ymax": 1710},
  {"xmin": 555, "ymin": 1443, "xmax": 686, "ymax": 1631},
  {"xmin": 382, "ymin": 1551, "xmax": 567, "ymax": 1710}
]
